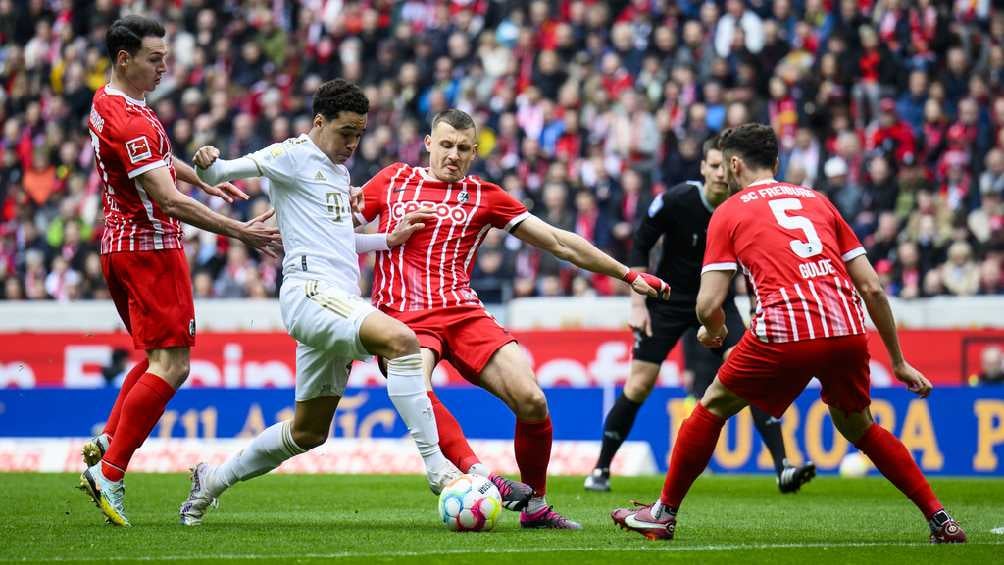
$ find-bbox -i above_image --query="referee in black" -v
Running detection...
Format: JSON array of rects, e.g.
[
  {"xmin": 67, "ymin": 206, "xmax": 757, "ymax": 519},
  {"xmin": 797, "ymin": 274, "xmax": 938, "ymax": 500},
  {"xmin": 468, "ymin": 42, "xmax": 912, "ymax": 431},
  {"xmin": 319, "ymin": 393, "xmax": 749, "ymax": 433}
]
[{"xmin": 584, "ymin": 135, "xmax": 816, "ymax": 493}]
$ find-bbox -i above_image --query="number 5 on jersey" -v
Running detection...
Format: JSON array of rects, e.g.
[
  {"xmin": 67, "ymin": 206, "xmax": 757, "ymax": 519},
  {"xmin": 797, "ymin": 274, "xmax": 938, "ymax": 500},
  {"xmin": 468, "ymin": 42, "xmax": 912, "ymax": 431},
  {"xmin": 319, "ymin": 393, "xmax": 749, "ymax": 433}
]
[{"xmin": 768, "ymin": 198, "xmax": 823, "ymax": 258}]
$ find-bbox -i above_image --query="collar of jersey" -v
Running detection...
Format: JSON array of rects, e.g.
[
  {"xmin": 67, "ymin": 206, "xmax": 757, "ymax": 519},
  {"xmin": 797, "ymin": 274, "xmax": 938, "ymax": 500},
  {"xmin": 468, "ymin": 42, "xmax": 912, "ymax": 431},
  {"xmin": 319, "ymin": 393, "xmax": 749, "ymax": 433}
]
[
  {"xmin": 104, "ymin": 84, "xmax": 146, "ymax": 107},
  {"xmin": 692, "ymin": 181, "xmax": 715, "ymax": 213},
  {"xmin": 299, "ymin": 134, "xmax": 344, "ymax": 175},
  {"xmin": 745, "ymin": 178, "xmax": 779, "ymax": 189}
]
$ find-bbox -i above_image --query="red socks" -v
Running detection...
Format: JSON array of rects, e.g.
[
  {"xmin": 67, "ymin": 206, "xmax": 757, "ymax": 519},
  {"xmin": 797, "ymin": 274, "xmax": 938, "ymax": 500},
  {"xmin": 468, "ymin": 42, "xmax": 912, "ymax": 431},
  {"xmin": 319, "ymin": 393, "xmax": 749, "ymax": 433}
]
[
  {"xmin": 427, "ymin": 391, "xmax": 481, "ymax": 472},
  {"xmin": 102, "ymin": 358, "xmax": 150, "ymax": 438},
  {"xmin": 515, "ymin": 416, "xmax": 552, "ymax": 496},
  {"xmin": 101, "ymin": 373, "xmax": 176, "ymax": 481},
  {"xmin": 854, "ymin": 423, "xmax": 942, "ymax": 519},
  {"xmin": 660, "ymin": 404, "xmax": 725, "ymax": 509}
]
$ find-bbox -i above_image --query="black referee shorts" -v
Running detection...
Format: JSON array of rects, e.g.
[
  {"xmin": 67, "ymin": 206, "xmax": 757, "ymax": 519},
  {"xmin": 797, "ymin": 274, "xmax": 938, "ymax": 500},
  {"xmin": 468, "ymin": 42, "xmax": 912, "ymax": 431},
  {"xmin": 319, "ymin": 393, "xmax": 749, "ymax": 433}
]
[{"xmin": 631, "ymin": 298, "xmax": 745, "ymax": 366}]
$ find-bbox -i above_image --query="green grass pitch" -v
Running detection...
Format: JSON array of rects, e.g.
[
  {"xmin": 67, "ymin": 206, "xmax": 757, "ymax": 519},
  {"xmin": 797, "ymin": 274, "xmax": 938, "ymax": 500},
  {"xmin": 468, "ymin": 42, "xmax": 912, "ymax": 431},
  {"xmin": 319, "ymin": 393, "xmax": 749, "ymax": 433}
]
[{"xmin": 4, "ymin": 473, "xmax": 1003, "ymax": 564}]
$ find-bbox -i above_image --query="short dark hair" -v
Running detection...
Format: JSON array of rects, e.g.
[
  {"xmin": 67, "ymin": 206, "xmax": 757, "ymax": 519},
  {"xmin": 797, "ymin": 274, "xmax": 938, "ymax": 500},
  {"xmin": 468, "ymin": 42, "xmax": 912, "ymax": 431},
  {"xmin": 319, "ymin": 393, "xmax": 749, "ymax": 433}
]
[
  {"xmin": 106, "ymin": 15, "xmax": 165, "ymax": 61},
  {"xmin": 431, "ymin": 109, "xmax": 477, "ymax": 133},
  {"xmin": 702, "ymin": 134, "xmax": 721, "ymax": 158},
  {"xmin": 312, "ymin": 79, "xmax": 369, "ymax": 120},
  {"xmin": 718, "ymin": 123, "xmax": 778, "ymax": 170}
]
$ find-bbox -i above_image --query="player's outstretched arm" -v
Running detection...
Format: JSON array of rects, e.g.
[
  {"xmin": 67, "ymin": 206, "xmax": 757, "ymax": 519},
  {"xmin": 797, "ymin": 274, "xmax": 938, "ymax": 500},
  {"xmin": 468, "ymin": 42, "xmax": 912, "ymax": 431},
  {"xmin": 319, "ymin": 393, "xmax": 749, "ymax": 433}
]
[
  {"xmin": 174, "ymin": 157, "xmax": 249, "ymax": 203},
  {"xmin": 192, "ymin": 146, "xmax": 262, "ymax": 186},
  {"xmin": 511, "ymin": 215, "xmax": 670, "ymax": 299},
  {"xmin": 354, "ymin": 207, "xmax": 435, "ymax": 254},
  {"xmin": 846, "ymin": 255, "xmax": 932, "ymax": 397},
  {"xmin": 137, "ymin": 166, "xmax": 282, "ymax": 257}
]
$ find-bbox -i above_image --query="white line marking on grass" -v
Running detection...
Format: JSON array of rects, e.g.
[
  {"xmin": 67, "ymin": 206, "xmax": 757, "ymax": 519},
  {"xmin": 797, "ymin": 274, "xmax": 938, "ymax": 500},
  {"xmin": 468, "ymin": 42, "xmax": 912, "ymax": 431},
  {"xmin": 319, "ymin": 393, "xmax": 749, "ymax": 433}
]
[
  {"xmin": 992, "ymin": 527, "xmax": 1004, "ymax": 535},
  {"xmin": 4, "ymin": 541, "xmax": 1003, "ymax": 562}
]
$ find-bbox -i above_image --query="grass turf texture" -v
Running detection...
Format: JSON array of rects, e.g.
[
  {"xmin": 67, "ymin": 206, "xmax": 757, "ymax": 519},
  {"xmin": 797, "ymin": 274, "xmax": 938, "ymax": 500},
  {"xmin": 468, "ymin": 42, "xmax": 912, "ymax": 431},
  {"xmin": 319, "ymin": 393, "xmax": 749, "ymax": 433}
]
[{"xmin": 4, "ymin": 473, "xmax": 1002, "ymax": 564}]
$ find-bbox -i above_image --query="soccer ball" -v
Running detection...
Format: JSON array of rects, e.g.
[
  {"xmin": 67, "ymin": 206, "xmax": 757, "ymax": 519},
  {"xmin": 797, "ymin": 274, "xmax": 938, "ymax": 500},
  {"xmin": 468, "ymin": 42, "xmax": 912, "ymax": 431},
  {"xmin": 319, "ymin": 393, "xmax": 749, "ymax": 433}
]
[
  {"xmin": 437, "ymin": 474, "xmax": 502, "ymax": 532},
  {"xmin": 838, "ymin": 451, "xmax": 871, "ymax": 478}
]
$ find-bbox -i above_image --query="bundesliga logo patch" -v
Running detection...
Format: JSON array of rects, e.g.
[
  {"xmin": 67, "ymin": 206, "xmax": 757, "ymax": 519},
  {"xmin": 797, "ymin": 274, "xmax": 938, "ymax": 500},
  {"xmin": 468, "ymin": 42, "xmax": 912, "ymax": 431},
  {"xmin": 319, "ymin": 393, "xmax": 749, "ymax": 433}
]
[
  {"xmin": 126, "ymin": 136, "xmax": 152, "ymax": 164},
  {"xmin": 458, "ymin": 190, "xmax": 470, "ymax": 203},
  {"xmin": 188, "ymin": 319, "xmax": 196, "ymax": 337}
]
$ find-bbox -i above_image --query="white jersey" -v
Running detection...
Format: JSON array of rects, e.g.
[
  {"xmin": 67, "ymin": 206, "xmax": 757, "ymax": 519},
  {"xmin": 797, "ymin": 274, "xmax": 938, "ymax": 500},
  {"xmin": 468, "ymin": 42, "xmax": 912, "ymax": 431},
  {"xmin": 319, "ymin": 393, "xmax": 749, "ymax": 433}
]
[{"xmin": 246, "ymin": 134, "xmax": 359, "ymax": 293}]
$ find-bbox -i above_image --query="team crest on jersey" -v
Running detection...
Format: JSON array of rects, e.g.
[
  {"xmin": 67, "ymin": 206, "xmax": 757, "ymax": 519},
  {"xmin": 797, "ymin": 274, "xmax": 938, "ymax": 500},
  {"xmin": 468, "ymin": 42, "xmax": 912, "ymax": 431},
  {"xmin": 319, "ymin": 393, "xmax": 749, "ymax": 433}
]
[
  {"xmin": 125, "ymin": 136, "xmax": 152, "ymax": 164},
  {"xmin": 458, "ymin": 190, "xmax": 470, "ymax": 203}
]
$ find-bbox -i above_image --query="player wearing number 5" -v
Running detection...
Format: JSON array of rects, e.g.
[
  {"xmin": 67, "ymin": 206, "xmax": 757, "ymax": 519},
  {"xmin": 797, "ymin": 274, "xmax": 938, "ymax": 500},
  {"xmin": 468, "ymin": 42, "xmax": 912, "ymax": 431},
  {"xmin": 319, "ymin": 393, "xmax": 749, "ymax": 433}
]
[
  {"xmin": 612, "ymin": 123, "xmax": 966, "ymax": 543},
  {"xmin": 176, "ymin": 79, "xmax": 460, "ymax": 526}
]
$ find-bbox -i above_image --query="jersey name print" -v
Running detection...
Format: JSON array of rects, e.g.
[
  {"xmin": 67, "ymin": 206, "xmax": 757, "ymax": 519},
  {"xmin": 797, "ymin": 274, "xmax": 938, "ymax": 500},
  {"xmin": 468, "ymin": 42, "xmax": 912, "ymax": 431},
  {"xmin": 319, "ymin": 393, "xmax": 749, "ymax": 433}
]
[
  {"xmin": 703, "ymin": 181, "xmax": 868, "ymax": 343},
  {"xmin": 361, "ymin": 163, "xmax": 530, "ymax": 311}
]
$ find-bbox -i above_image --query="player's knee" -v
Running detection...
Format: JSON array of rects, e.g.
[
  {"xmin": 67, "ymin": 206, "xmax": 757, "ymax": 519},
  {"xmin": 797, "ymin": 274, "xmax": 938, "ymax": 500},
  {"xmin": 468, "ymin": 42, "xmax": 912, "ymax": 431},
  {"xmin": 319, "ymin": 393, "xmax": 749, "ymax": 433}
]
[
  {"xmin": 829, "ymin": 407, "xmax": 873, "ymax": 443},
  {"xmin": 624, "ymin": 379, "xmax": 654, "ymax": 402},
  {"xmin": 291, "ymin": 429, "xmax": 327, "ymax": 451},
  {"xmin": 515, "ymin": 387, "xmax": 548, "ymax": 420},
  {"xmin": 384, "ymin": 328, "xmax": 421, "ymax": 359}
]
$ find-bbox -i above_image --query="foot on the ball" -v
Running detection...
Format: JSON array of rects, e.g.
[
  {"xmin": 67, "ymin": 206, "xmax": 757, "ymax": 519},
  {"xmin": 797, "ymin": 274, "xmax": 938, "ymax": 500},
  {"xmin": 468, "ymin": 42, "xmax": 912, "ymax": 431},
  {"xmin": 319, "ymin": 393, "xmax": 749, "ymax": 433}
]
[
  {"xmin": 777, "ymin": 461, "xmax": 816, "ymax": 494},
  {"xmin": 179, "ymin": 462, "xmax": 219, "ymax": 526},
  {"xmin": 583, "ymin": 468, "xmax": 611, "ymax": 492},
  {"xmin": 611, "ymin": 500, "xmax": 675, "ymax": 541},
  {"xmin": 488, "ymin": 473, "xmax": 533, "ymax": 511},
  {"xmin": 520, "ymin": 505, "xmax": 583, "ymax": 530},
  {"xmin": 929, "ymin": 509, "xmax": 967, "ymax": 544},
  {"xmin": 78, "ymin": 463, "xmax": 129, "ymax": 527}
]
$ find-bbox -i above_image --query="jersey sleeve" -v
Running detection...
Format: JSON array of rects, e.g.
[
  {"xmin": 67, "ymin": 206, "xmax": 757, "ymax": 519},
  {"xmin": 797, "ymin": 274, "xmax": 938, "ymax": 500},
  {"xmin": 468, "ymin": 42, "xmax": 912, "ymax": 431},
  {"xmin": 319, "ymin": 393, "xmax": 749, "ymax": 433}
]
[
  {"xmin": 628, "ymin": 193, "xmax": 671, "ymax": 268},
  {"xmin": 486, "ymin": 184, "xmax": 530, "ymax": 232},
  {"xmin": 823, "ymin": 197, "xmax": 866, "ymax": 262},
  {"xmin": 244, "ymin": 142, "xmax": 296, "ymax": 185},
  {"xmin": 702, "ymin": 205, "xmax": 738, "ymax": 274},
  {"xmin": 359, "ymin": 164, "xmax": 401, "ymax": 223},
  {"xmin": 116, "ymin": 116, "xmax": 168, "ymax": 179}
]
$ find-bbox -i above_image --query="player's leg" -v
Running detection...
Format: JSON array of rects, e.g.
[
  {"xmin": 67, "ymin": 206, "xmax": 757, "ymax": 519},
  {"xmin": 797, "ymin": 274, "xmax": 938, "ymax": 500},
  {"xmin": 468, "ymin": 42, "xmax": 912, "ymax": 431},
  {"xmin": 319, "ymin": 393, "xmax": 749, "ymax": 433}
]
[
  {"xmin": 358, "ymin": 310, "xmax": 458, "ymax": 492},
  {"xmin": 82, "ymin": 255, "xmax": 148, "ymax": 466},
  {"xmin": 819, "ymin": 335, "xmax": 965, "ymax": 543},
  {"xmin": 588, "ymin": 306, "xmax": 682, "ymax": 491},
  {"xmin": 416, "ymin": 346, "xmax": 482, "ymax": 474},
  {"xmin": 80, "ymin": 250, "xmax": 195, "ymax": 526},
  {"xmin": 180, "ymin": 343, "xmax": 343, "ymax": 525},
  {"xmin": 476, "ymin": 342, "xmax": 581, "ymax": 529}
]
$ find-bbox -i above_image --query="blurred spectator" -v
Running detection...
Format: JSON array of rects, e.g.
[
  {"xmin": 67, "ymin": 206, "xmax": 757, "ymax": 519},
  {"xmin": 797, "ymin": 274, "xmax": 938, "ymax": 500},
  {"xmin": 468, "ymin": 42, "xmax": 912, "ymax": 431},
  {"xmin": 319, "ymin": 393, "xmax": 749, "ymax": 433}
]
[
  {"xmin": 972, "ymin": 346, "xmax": 1004, "ymax": 386},
  {"xmin": 0, "ymin": 0, "xmax": 1001, "ymax": 302},
  {"xmin": 939, "ymin": 241, "xmax": 980, "ymax": 296}
]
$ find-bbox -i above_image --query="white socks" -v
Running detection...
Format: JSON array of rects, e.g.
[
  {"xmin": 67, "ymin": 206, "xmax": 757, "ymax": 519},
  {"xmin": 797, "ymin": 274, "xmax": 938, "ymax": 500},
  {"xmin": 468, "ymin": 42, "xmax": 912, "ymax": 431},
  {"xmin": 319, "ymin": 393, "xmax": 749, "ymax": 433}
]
[
  {"xmin": 468, "ymin": 463, "xmax": 491, "ymax": 477},
  {"xmin": 205, "ymin": 420, "xmax": 305, "ymax": 498},
  {"xmin": 385, "ymin": 353, "xmax": 451, "ymax": 471}
]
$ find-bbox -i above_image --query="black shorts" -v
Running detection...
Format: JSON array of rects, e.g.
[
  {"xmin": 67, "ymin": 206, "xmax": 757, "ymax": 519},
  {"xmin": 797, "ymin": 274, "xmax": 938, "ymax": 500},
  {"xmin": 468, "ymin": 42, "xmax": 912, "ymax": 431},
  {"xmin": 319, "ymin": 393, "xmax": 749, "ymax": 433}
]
[{"xmin": 632, "ymin": 298, "xmax": 745, "ymax": 379}]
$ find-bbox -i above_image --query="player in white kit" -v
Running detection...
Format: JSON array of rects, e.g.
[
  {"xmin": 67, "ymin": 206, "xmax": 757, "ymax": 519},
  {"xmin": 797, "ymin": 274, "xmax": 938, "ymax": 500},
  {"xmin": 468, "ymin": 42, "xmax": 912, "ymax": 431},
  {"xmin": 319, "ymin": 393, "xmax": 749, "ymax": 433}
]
[{"xmin": 177, "ymin": 79, "xmax": 456, "ymax": 526}]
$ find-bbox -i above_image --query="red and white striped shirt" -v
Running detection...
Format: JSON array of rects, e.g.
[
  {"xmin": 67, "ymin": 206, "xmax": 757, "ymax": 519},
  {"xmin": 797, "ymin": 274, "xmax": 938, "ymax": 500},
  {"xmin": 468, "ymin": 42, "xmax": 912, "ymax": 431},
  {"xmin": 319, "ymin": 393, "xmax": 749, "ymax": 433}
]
[
  {"xmin": 360, "ymin": 163, "xmax": 529, "ymax": 311},
  {"xmin": 88, "ymin": 85, "xmax": 182, "ymax": 254},
  {"xmin": 703, "ymin": 181, "xmax": 868, "ymax": 343}
]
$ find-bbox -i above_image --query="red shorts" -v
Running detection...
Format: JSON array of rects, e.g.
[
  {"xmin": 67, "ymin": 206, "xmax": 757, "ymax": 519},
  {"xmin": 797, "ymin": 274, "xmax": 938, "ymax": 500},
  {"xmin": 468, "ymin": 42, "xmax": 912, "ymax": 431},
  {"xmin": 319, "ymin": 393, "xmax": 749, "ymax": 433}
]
[
  {"xmin": 101, "ymin": 249, "xmax": 196, "ymax": 351},
  {"xmin": 718, "ymin": 332, "xmax": 871, "ymax": 418},
  {"xmin": 384, "ymin": 304, "xmax": 516, "ymax": 381}
]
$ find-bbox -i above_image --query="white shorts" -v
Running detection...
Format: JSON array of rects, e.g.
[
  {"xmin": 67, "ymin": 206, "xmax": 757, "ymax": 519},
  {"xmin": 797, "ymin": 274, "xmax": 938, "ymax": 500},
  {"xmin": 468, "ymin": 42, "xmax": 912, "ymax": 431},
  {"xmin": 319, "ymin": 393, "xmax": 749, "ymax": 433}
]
[{"xmin": 279, "ymin": 278, "xmax": 376, "ymax": 401}]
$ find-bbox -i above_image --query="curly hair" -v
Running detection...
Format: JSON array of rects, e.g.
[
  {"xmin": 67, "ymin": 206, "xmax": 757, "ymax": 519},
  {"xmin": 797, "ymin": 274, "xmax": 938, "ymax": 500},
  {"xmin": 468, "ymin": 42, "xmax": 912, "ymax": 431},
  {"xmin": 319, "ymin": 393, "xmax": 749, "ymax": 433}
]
[
  {"xmin": 718, "ymin": 124, "xmax": 778, "ymax": 170},
  {"xmin": 312, "ymin": 79, "xmax": 369, "ymax": 120}
]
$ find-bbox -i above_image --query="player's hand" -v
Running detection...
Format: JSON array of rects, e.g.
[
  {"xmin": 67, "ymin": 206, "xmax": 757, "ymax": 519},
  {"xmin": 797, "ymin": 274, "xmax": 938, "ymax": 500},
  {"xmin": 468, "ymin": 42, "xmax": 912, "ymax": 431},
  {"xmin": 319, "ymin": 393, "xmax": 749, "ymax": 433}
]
[
  {"xmin": 893, "ymin": 361, "xmax": 932, "ymax": 398},
  {"xmin": 628, "ymin": 303, "xmax": 652, "ymax": 337},
  {"xmin": 199, "ymin": 181, "xmax": 249, "ymax": 203},
  {"xmin": 193, "ymin": 146, "xmax": 221, "ymax": 169},
  {"xmin": 697, "ymin": 324, "xmax": 727, "ymax": 349},
  {"xmin": 387, "ymin": 206, "xmax": 435, "ymax": 247},
  {"xmin": 622, "ymin": 270, "xmax": 671, "ymax": 300},
  {"xmin": 349, "ymin": 186, "xmax": 364, "ymax": 214},
  {"xmin": 236, "ymin": 208, "xmax": 283, "ymax": 258}
]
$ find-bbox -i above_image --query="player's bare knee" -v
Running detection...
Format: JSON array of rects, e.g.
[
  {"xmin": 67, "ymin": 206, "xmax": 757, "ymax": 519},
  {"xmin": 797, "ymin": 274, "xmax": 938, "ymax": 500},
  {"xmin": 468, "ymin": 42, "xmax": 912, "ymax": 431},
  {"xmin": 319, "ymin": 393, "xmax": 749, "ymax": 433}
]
[
  {"xmin": 515, "ymin": 387, "xmax": 548, "ymax": 420},
  {"xmin": 700, "ymin": 379, "xmax": 745, "ymax": 418},
  {"xmin": 829, "ymin": 406, "xmax": 873, "ymax": 443},
  {"xmin": 291, "ymin": 429, "xmax": 327, "ymax": 451},
  {"xmin": 624, "ymin": 379, "xmax": 654, "ymax": 402},
  {"xmin": 384, "ymin": 329, "xmax": 420, "ymax": 359}
]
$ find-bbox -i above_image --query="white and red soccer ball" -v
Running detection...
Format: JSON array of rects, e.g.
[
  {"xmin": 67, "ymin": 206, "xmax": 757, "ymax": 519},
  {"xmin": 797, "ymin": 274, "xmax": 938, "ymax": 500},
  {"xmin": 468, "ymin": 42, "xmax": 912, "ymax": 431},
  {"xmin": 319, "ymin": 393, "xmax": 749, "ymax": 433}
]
[{"xmin": 437, "ymin": 474, "xmax": 502, "ymax": 532}]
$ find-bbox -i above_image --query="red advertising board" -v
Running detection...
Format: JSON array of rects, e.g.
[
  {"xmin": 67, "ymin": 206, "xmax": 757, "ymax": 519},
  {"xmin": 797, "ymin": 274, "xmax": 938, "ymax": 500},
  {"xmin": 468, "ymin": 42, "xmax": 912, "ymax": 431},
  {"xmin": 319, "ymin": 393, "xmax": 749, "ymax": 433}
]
[{"xmin": 0, "ymin": 329, "xmax": 1000, "ymax": 388}]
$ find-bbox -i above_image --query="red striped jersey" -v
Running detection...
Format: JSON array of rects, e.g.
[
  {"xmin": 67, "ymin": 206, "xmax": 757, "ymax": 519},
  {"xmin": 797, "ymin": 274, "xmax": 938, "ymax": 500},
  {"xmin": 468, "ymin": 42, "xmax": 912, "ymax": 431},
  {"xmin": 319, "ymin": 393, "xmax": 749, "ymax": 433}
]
[
  {"xmin": 88, "ymin": 85, "xmax": 182, "ymax": 254},
  {"xmin": 703, "ymin": 180, "xmax": 868, "ymax": 343},
  {"xmin": 360, "ymin": 163, "xmax": 529, "ymax": 311}
]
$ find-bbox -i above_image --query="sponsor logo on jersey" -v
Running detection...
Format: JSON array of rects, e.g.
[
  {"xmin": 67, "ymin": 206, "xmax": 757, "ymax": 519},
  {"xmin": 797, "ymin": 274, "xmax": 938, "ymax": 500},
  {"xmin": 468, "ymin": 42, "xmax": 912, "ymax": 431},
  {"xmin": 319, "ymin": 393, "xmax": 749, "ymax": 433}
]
[
  {"xmin": 391, "ymin": 200, "xmax": 470, "ymax": 224},
  {"xmin": 125, "ymin": 136, "xmax": 152, "ymax": 164},
  {"xmin": 315, "ymin": 171, "xmax": 326, "ymax": 181}
]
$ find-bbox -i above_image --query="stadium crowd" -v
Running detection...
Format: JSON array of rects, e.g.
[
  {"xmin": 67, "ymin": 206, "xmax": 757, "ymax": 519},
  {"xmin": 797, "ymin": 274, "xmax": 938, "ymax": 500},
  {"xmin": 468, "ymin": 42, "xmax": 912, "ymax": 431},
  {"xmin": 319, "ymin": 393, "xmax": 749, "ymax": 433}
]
[{"xmin": 0, "ymin": 0, "xmax": 1002, "ymax": 303}]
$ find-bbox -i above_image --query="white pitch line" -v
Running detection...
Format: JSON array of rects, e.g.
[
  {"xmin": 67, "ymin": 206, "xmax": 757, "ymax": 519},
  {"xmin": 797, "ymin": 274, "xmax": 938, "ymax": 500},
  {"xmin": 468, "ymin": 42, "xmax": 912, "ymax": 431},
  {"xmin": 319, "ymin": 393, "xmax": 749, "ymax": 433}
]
[{"xmin": 3, "ymin": 541, "xmax": 1002, "ymax": 562}]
